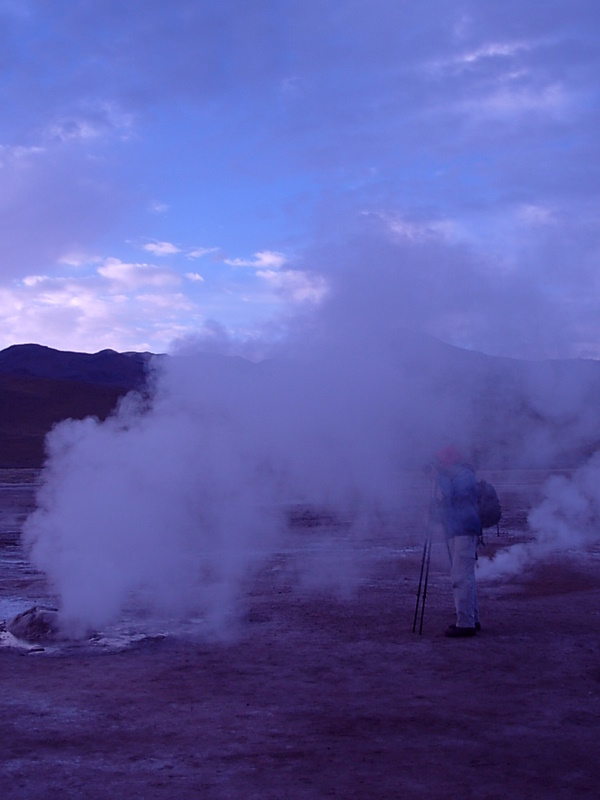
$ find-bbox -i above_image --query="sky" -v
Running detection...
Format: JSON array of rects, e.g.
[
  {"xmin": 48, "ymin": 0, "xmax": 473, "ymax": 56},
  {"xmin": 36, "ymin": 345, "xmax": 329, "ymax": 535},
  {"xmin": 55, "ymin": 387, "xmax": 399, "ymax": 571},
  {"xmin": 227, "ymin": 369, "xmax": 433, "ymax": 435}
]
[{"xmin": 1, "ymin": 0, "xmax": 599, "ymax": 358}]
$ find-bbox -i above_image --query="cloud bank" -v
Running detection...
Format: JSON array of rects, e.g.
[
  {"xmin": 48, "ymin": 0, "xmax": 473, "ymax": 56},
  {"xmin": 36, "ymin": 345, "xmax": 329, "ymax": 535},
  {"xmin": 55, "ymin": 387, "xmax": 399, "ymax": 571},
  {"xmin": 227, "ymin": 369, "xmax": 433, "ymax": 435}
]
[{"xmin": 0, "ymin": 1, "xmax": 598, "ymax": 356}]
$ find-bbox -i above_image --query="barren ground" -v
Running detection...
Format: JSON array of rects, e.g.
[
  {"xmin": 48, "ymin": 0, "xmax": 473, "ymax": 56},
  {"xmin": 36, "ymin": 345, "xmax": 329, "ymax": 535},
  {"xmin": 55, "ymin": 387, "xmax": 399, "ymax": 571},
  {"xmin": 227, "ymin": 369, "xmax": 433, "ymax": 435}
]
[{"xmin": 1, "ymin": 470, "xmax": 599, "ymax": 799}]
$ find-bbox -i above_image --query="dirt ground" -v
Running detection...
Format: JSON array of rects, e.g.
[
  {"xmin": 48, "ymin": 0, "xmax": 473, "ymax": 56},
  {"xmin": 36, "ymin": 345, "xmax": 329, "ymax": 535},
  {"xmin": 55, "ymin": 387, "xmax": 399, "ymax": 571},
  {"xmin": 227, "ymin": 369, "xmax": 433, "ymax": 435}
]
[{"xmin": 1, "ymin": 473, "xmax": 600, "ymax": 799}]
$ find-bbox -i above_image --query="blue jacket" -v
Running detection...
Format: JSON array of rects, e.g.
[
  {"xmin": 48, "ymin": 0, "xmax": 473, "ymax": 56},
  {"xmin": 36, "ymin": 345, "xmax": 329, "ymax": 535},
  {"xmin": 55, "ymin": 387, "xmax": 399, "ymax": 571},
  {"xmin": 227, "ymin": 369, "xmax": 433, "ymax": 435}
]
[{"xmin": 437, "ymin": 463, "xmax": 481, "ymax": 538}]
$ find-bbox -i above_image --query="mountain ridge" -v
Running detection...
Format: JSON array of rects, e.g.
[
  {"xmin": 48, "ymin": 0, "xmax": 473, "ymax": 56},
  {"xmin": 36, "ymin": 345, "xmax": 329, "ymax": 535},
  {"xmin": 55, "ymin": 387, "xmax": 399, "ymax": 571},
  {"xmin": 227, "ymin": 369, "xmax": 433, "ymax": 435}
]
[
  {"xmin": 2, "ymin": 341, "xmax": 600, "ymax": 470},
  {"xmin": 0, "ymin": 344, "xmax": 155, "ymax": 468},
  {"xmin": 0, "ymin": 343, "xmax": 153, "ymax": 388}
]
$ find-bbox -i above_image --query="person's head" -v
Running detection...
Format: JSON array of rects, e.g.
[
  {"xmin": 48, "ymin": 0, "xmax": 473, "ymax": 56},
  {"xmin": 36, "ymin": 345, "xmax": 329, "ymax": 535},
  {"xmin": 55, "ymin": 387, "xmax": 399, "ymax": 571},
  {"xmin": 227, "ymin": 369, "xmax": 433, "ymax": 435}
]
[{"xmin": 435, "ymin": 444, "xmax": 463, "ymax": 470}]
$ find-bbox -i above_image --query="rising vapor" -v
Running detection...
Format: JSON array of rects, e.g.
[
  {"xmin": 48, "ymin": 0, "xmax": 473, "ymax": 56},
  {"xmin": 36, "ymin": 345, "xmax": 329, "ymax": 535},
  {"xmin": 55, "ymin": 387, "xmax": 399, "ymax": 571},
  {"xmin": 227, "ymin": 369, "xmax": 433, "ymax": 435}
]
[{"xmin": 22, "ymin": 233, "xmax": 600, "ymax": 634}]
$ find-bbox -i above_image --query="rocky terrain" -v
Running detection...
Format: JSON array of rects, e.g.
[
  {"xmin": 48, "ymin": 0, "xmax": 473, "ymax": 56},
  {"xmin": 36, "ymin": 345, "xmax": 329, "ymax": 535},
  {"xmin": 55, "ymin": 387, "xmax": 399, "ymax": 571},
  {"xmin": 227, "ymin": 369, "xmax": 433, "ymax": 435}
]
[{"xmin": 0, "ymin": 470, "xmax": 598, "ymax": 799}]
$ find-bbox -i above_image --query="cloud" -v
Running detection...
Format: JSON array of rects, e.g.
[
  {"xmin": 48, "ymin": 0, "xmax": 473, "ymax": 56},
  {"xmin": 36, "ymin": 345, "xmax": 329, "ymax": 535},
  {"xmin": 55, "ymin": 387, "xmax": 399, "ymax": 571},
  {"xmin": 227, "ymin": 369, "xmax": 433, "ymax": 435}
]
[
  {"xmin": 471, "ymin": 82, "xmax": 567, "ymax": 119},
  {"xmin": 188, "ymin": 247, "xmax": 219, "ymax": 259},
  {"xmin": 225, "ymin": 251, "xmax": 288, "ymax": 269},
  {"xmin": 256, "ymin": 268, "xmax": 328, "ymax": 304},
  {"xmin": 22, "ymin": 275, "xmax": 49, "ymax": 287},
  {"xmin": 458, "ymin": 40, "xmax": 532, "ymax": 64},
  {"xmin": 57, "ymin": 250, "xmax": 103, "ymax": 268},
  {"xmin": 0, "ymin": 271, "xmax": 202, "ymax": 353},
  {"xmin": 97, "ymin": 258, "xmax": 180, "ymax": 290},
  {"xmin": 0, "ymin": 240, "xmax": 320, "ymax": 353},
  {"xmin": 517, "ymin": 204, "xmax": 555, "ymax": 226},
  {"xmin": 0, "ymin": 143, "xmax": 45, "ymax": 163},
  {"xmin": 149, "ymin": 201, "xmax": 169, "ymax": 214},
  {"xmin": 45, "ymin": 102, "xmax": 135, "ymax": 143},
  {"xmin": 368, "ymin": 212, "xmax": 456, "ymax": 244},
  {"xmin": 142, "ymin": 241, "xmax": 182, "ymax": 257}
]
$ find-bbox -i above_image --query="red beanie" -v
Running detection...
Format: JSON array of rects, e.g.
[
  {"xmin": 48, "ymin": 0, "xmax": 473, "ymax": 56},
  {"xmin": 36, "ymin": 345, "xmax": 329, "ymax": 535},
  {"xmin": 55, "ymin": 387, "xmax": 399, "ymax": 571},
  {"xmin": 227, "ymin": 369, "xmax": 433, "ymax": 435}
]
[{"xmin": 436, "ymin": 444, "xmax": 463, "ymax": 467}]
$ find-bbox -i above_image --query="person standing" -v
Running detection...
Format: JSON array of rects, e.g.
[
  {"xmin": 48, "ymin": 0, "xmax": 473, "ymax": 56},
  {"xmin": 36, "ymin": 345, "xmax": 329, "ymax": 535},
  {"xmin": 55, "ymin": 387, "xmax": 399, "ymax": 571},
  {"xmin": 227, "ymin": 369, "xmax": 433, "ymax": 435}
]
[{"xmin": 435, "ymin": 445, "xmax": 482, "ymax": 638}]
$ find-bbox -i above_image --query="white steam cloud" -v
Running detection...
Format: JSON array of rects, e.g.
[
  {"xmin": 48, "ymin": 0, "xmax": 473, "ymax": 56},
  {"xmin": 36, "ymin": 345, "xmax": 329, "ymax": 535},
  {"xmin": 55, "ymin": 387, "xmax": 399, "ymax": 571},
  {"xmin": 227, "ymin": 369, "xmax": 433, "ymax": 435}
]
[
  {"xmin": 22, "ymin": 232, "xmax": 600, "ymax": 634},
  {"xmin": 23, "ymin": 336, "xmax": 451, "ymax": 635},
  {"xmin": 478, "ymin": 454, "xmax": 600, "ymax": 581}
]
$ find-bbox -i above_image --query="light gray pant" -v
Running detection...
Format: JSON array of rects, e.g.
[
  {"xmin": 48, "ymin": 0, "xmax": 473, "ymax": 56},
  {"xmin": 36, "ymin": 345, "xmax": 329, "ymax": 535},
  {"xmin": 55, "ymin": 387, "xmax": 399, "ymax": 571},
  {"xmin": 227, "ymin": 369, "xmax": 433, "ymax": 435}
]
[{"xmin": 448, "ymin": 535, "xmax": 479, "ymax": 628}]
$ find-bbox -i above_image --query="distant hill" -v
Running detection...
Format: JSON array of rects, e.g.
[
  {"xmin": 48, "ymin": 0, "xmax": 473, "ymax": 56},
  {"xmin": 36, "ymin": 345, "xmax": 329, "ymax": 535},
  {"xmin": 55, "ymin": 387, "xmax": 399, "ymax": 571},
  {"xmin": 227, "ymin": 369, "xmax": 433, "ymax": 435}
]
[
  {"xmin": 1, "ymin": 339, "xmax": 600, "ymax": 470},
  {"xmin": 0, "ymin": 344, "xmax": 156, "ymax": 468},
  {"xmin": 0, "ymin": 343, "xmax": 151, "ymax": 387}
]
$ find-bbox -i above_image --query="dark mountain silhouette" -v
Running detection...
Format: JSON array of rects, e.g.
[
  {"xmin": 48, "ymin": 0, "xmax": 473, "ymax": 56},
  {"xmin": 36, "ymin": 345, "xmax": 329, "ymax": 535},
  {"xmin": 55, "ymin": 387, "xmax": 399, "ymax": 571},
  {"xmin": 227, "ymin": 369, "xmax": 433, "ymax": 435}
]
[
  {"xmin": 0, "ymin": 344, "xmax": 156, "ymax": 468},
  {"xmin": 0, "ymin": 343, "xmax": 151, "ymax": 387}
]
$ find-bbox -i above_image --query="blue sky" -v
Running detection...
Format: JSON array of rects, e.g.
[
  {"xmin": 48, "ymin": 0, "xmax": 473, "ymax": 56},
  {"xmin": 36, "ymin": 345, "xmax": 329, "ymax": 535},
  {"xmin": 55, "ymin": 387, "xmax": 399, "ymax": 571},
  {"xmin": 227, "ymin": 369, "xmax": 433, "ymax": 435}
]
[{"xmin": 0, "ymin": 0, "xmax": 599, "ymax": 358}]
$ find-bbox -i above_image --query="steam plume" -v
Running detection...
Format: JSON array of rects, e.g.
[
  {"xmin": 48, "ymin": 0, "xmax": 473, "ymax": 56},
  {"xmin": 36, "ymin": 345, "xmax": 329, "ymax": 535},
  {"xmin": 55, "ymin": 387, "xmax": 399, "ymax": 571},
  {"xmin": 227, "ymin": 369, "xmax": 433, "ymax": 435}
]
[
  {"xmin": 478, "ymin": 454, "xmax": 600, "ymax": 581},
  {"xmin": 22, "ymin": 232, "xmax": 600, "ymax": 632}
]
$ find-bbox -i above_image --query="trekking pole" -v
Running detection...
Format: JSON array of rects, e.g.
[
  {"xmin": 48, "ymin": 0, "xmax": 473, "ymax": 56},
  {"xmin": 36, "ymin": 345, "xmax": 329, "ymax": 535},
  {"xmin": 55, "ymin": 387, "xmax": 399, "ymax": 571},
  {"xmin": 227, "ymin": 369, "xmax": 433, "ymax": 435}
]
[
  {"xmin": 413, "ymin": 524, "xmax": 431, "ymax": 634},
  {"xmin": 413, "ymin": 468, "xmax": 437, "ymax": 635},
  {"xmin": 418, "ymin": 530, "xmax": 432, "ymax": 635}
]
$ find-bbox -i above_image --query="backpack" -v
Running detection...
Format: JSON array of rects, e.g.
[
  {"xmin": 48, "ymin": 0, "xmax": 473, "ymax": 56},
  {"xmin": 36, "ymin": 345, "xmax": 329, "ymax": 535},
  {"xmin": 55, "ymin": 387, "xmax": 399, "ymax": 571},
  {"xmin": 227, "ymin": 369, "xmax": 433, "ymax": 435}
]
[{"xmin": 477, "ymin": 480, "xmax": 501, "ymax": 533}]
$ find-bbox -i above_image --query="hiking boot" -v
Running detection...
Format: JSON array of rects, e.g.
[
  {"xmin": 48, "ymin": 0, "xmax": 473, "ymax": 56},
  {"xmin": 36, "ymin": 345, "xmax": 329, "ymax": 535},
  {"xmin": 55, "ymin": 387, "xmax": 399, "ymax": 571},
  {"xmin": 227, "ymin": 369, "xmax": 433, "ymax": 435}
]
[
  {"xmin": 448, "ymin": 622, "xmax": 481, "ymax": 632},
  {"xmin": 445, "ymin": 626, "xmax": 477, "ymax": 638}
]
